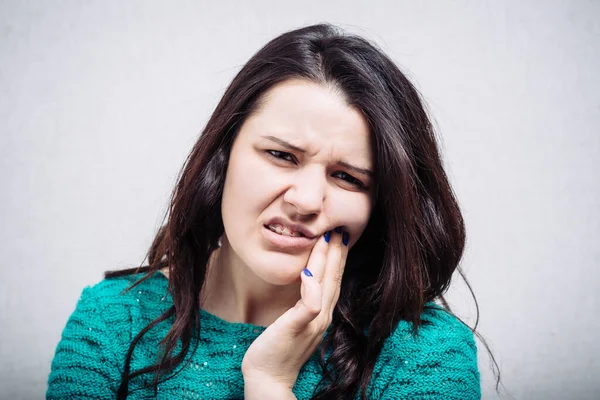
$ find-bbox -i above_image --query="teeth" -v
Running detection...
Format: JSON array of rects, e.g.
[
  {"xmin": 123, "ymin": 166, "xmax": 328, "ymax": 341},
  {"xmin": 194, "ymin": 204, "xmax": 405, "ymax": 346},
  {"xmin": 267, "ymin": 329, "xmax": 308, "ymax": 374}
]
[{"xmin": 267, "ymin": 224, "xmax": 304, "ymax": 237}]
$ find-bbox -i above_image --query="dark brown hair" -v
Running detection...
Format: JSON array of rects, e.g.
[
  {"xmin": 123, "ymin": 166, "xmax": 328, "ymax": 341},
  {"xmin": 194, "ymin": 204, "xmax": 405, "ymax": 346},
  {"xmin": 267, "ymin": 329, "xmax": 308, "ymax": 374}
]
[{"xmin": 107, "ymin": 23, "xmax": 500, "ymax": 399}]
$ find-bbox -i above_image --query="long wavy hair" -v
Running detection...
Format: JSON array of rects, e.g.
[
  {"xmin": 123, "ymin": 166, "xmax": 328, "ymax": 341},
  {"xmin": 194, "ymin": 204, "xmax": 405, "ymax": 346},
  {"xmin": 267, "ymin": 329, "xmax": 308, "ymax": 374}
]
[{"xmin": 106, "ymin": 23, "xmax": 500, "ymax": 399}]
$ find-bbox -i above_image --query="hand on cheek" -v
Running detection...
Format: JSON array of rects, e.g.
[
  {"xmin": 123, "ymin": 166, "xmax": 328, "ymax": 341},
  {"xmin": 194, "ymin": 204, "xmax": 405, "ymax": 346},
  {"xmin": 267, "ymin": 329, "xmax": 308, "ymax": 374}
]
[{"xmin": 241, "ymin": 227, "xmax": 350, "ymax": 392}]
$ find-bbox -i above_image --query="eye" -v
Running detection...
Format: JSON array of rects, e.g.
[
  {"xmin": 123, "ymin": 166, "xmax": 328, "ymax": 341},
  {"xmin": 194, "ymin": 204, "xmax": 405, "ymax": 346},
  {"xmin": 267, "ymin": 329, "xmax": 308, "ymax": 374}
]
[
  {"xmin": 266, "ymin": 150, "xmax": 296, "ymax": 163},
  {"xmin": 266, "ymin": 150, "xmax": 367, "ymax": 189},
  {"xmin": 334, "ymin": 171, "xmax": 366, "ymax": 189}
]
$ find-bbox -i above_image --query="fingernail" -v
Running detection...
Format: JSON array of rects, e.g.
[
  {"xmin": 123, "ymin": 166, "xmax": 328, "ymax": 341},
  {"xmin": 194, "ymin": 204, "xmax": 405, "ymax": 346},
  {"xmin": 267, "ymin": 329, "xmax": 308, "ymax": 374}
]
[
  {"xmin": 334, "ymin": 226, "xmax": 343, "ymax": 234},
  {"xmin": 303, "ymin": 268, "xmax": 313, "ymax": 277},
  {"xmin": 342, "ymin": 231, "xmax": 349, "ymax": 246},
  {"xmin": 324, "ymin": 231, "xmax": 331, "ymax": 242}
]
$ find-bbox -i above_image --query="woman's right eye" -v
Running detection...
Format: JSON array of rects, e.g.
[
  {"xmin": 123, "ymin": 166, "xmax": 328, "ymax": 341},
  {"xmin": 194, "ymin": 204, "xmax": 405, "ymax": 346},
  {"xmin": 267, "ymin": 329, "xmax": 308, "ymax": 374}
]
[{"xmin": 266, "ymin": 150, "xmax": 295, "ymax": 163}]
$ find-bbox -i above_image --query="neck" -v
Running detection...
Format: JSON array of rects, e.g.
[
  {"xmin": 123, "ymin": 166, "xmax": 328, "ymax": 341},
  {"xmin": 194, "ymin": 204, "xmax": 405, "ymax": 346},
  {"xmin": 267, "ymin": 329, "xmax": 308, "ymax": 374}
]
[{"xmin": 198, "ymin": 238, "xmax": 302, "ymax": 327}]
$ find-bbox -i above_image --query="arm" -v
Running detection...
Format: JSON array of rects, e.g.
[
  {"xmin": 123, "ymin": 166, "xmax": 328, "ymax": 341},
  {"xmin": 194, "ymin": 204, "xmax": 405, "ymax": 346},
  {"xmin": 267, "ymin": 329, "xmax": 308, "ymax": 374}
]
[
  {"xmin": 244, "ymin": 376, "xmax": 297, "ymax": 400},
  {"xmin": 46, "ymin": 286, "xmax": 121, "ymax": 399}
]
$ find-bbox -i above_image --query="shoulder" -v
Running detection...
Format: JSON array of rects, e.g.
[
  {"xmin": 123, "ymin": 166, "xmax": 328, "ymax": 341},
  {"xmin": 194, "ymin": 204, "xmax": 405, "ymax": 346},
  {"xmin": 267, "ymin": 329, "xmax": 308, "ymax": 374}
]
[
  {"xmin": 66, "ymin": 271, "xmax": 171, "ymax": 344},
  {"xmin": 66, "ymin": 274, "xmax": 140, "ymax": 329},
  {"xmin": 368, "ymin": 302, "xmax": 481, "ymax": 399},
  {"xmin": 48, "ymin": 272, "xmax": 159, "ymax": 398},
  {"xmin": 78, "ymin": 273, "xmax": 139, "ymax": 303},
  {"xmin": 384, "ymin": 302, "xmax": 478, "ymax": 361},
  {"xmin": 79, "ymin": 271, "xmax": 168, "ymax": 308},
  {"xmin": 394, "ymin": 302, "xmax": 477, "ymax": 346}
]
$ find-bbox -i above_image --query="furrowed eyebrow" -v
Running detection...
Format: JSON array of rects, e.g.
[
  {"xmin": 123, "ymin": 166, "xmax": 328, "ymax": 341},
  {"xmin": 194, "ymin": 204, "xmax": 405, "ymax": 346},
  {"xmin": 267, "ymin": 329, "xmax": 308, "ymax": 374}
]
[
  {"xmin": 261, "ymin": 135, "xmax": 374, "ymax": 177},
  {"xmin": 262, "ymin": 135, "xmax": 306, "ymax": 153},
  {"xmin": 338, "ymin": 161, "xmax": 373, "ymax": 177}
]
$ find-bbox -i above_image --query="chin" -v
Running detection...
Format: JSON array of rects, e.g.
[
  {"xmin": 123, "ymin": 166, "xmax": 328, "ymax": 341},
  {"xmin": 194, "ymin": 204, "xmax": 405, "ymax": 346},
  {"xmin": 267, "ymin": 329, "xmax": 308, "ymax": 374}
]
[{"xmin": 249, "ymin": 251, "xmax": 307, "ymax": 285}]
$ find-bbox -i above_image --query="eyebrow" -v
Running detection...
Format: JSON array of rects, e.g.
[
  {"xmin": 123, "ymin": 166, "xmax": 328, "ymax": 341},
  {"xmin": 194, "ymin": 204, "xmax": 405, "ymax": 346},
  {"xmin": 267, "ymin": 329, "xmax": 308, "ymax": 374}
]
[{"xmin": 261, "ymin": 135, "xmax": 374, "ymax": 177}]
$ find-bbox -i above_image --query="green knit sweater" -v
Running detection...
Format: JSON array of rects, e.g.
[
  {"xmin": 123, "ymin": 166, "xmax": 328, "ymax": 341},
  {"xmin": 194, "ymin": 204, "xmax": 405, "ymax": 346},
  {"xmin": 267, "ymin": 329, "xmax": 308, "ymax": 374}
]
[{"xmin": 46, "ymin": 272, "xmax": 480, "ymax": 399}]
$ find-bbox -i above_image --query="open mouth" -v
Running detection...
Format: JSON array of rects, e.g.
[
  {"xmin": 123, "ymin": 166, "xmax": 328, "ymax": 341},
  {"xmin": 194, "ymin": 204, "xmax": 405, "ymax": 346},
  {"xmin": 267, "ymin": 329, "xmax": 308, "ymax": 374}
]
[
  {"xmin": 261, "ymin": 224, "xmax": 315, "ymax": 250},
  {"xmin": 264, "ymin": 224, "xmax": 305, "ymax": 238}
]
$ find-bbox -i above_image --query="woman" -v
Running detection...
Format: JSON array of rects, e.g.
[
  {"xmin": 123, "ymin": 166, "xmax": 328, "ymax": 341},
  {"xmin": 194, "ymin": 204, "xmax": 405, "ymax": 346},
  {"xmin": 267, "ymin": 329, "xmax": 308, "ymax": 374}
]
[{"xmin": 47, "ymin": 23, "xmax": 488, "ymax": 399}]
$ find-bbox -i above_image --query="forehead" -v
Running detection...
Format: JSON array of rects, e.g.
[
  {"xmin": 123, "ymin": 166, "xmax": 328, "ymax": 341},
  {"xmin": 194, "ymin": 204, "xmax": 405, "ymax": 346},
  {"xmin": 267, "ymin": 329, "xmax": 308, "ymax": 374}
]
[{"xmin": 240, "ymin": 79, "xmax": 372, "ymax": 164}]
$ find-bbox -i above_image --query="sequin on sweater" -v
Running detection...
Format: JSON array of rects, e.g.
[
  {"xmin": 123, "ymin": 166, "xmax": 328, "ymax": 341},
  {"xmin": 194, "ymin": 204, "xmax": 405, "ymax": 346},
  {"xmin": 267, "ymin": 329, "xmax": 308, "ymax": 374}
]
[{"xmin": 47, "ymin": 272, "xmax": 480, "ymax": 399}]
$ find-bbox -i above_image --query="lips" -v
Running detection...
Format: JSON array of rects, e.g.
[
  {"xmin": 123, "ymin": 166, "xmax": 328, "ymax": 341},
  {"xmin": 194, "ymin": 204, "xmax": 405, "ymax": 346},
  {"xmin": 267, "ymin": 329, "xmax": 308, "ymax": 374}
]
[
  {"xmin": 263, "ymin": 217, "xmax": 316, "ymax": 239},
  {"xmin": 266, "ymin": 223, "xmax": 304, "ymax": 237},
  {"xmin": 261, "ymin": 224, "xmax": 317, "ymax": 251}
]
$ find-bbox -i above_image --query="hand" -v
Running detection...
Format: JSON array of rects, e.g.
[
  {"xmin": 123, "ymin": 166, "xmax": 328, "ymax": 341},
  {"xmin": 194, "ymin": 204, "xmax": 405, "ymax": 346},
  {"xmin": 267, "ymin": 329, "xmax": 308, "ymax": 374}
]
[{"xmin": 241, "ymin": 228, "xmax": 350, "ymax": 394}]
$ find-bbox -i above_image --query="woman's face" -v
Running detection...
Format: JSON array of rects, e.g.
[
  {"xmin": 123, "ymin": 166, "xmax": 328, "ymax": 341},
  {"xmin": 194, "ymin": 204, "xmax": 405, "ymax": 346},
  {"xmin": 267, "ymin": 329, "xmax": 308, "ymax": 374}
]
[{"xmin": 220, "ymin": 78, "xmax": 375, "ymax": 285}]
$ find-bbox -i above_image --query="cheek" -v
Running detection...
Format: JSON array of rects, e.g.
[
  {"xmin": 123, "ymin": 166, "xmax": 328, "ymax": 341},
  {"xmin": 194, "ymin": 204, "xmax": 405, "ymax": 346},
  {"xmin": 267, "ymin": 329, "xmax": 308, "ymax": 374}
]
[
  {"xmin": 222, "ymin": 153, "xmax": 281, "ymax": 234},
  {"xmin": 327, "ymin": 194, "xmax": 372, "ymax": 248}
]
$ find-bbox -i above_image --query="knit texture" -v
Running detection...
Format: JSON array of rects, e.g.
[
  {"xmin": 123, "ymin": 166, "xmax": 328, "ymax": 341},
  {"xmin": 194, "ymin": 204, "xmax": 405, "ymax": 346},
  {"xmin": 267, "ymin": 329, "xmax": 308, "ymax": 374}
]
[{"xmin": 47, "ymin": 272, "xmax": 480, "ymax": 399}]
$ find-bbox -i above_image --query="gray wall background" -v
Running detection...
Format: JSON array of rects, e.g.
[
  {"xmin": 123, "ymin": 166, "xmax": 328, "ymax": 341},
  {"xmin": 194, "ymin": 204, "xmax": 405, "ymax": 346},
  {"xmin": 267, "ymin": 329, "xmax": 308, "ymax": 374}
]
[{"xmin": 1, "ymin": 1, "xmax": 598, "ymax": 399}]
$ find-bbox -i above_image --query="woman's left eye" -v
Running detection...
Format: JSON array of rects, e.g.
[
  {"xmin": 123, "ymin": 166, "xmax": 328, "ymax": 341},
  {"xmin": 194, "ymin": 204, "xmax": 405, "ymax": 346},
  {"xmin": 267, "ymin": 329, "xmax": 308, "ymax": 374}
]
[{"xmin": 334, "ymin": 172, "xmax": 366, "ymax": 189}]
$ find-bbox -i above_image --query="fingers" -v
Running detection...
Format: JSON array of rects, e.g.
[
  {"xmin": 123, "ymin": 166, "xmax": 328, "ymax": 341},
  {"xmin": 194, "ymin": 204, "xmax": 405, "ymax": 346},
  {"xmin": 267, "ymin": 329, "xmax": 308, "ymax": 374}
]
[
  {"xmin": 287, "ymin": 268, "xmax": 323, "ymax": 331},
  {"xmin": 288, "ymin": 232, "xmax": 329, "ymax": 331},
  {"xmin": 303, "ymin": 230, "xmax": 329, "ymax": 283},
  {"xmin": 287, "ymin": 228, "xmax": 350, "ymax": 332},
  {"xmin": 321, "ymin": 228, "xmax": 349, "ymax": 316}
]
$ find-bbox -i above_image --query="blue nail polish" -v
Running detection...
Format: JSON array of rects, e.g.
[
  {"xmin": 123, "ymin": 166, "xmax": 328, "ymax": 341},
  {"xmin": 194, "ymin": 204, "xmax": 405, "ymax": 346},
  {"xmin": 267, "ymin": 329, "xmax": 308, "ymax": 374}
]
[
  {"xmin": 324, "ymin": 231, "xmax": 331, "ymax": 242},
  {"xmin": 303, "ymin": 268, "xmax": 313, "ymax": 277},
  {"xmin": 342, "ymin": 231, "xmax": 349, "ymax": 246},
  {"xmin": 335, "ymin": 226, "xmax": 342, "ymax": 234}
]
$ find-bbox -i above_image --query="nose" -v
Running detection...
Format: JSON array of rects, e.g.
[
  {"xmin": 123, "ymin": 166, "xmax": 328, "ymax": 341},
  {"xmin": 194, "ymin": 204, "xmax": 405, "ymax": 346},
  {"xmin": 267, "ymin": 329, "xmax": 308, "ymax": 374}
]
[{"xmin": 283, "ymin": 165, "xmax": 325, "ymax": 216}]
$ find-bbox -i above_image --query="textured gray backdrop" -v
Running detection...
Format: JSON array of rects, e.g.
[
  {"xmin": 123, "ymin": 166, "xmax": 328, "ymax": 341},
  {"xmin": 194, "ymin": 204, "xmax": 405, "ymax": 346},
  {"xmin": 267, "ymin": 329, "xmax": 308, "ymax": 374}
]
[{"xmin": 1, "ymin": 1, "xmax": 598, "ymax": 399}]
